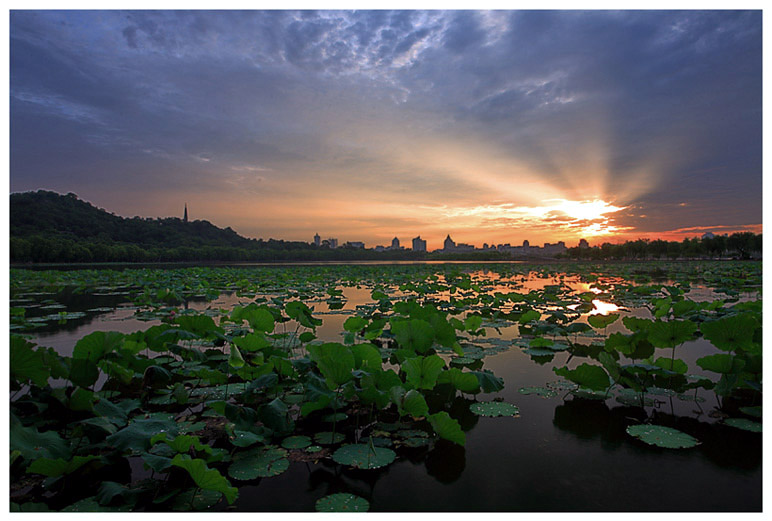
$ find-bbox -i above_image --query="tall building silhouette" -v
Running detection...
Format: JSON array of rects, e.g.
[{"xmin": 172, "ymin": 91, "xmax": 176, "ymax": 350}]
[
  {"xmin": 183, "ymin": 203, "xmax": 188, "ymax": 223},
  {"xmin": 314, "ymin": 233, "xmax": 321, "ymax": 247},
  {"xmin": 412, "ymin": 236, "xmax": 427, "ymax": 252}
]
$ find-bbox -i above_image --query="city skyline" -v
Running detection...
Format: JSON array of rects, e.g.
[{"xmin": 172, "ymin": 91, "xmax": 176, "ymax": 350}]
[{"xmin": 10, "ymin": 11, "xmax": 762, "ymax": 246}]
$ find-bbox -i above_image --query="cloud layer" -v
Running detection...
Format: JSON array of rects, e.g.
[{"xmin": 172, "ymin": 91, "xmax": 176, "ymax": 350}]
[{"xmin": 10, "ymin": 10, "xmax": 762, "ymax": 247}]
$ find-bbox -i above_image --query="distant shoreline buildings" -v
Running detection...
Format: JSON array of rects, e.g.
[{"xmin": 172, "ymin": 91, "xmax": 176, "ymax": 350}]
[{"xmin": 311, "ymin": 232, "xmax": 581, "ymax": 257}]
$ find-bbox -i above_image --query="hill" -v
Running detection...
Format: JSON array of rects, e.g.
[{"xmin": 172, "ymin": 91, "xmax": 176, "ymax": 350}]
[{"xmin": 9, "ymin": 190, "xmax": 325, "ymax": 263}]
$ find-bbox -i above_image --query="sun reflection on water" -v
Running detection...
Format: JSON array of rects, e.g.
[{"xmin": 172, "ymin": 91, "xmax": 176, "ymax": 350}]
[{"xmin": 590, "ymin": 299, "xmax": 619, "ymax": 315}]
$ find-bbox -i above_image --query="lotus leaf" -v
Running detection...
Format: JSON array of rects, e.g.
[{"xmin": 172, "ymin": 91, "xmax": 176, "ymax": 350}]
[
  {"xmin": 724, "ymin": 418, "xmax": 762, "ymax": 432},
  {"xmin": 518, "ymin": 386, "xmax": 557, "ymax": 398},
  {"xmin": 228, "ymin": 447, "xmax": 289, "ymax": 480},
  {"xmin": 315, "ymin": 493, "xmax": 369, "ymax": 512},
  {"xmin": 314, "ymin": 431, "xmax": 346, "ymax": 445},
  {"xmin": 469, "ymin": 401, "xmax": 520, "ymax": 417},
  {"xmin": 626, "ymin": 424, "xmax": 699, "ymax": 449},
  {"xmin": 332, "ymin": 444, "xmax": 396, "ymax": 469}
]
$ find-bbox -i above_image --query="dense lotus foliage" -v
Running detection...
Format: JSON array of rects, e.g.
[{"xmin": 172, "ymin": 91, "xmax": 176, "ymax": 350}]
[{"xmin": 9, "ymin": 261, "xmax": 762, "ymax": 511}]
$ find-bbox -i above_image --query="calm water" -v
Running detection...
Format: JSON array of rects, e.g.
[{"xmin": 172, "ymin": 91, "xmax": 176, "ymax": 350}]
[{"xmin": 17, "ymin": 270, "xmax": 762, "ymax": 511}]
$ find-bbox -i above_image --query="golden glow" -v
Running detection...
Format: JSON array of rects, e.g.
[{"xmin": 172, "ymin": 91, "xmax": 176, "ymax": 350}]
[{"xmin": 590, "ymin": 299, "xmax": 620, "ymax": 315}]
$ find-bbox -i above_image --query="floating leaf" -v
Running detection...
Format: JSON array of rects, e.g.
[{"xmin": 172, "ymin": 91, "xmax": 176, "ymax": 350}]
[
  {"xmin": 724, "ymin": 418, "xmax": 762, "ymax": 433},
  {"xmin": 228, "ymin": 446, "xmax": 289, "ymax": 480},
  {"xmin": 332, "ymin": 444, "xmax": 396, "ymax": 469},
  {"xmin": 281, "ymin": 435, "xmax": 312, "ymax": 449},
  {"xmin": 588, "ymin": 313, "xmax": 619, "ymax": 329},
  {"xmin": 316, "ymin": 493, "xmax": 369, "ymax": 512},
  {"xmin": 469, "ymin": 401, "xmax": 520, "ymax": 417},
  {"xmin": 626, "ymin": 424, "xmax": 699, "ymax": 449},
  {"xmin": 518, "ymin": 386, "xmax": 557, "ymax": 398},
  {"xmin": 314, "ymin": 431, "xmax": 345, "ymax": 445}
]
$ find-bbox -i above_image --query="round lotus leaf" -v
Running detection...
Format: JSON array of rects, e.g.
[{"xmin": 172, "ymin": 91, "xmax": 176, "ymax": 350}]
[
  {"xmin": 315, "ymin": 493, "xmax": 369, "ymax": 512},
  {"xmin": 314, "ymin": 431, "xmax": 346, "ymax": 445},
  {"xmin": 305, "ymin": 445, "xmax": 323, "ymax": 453},
  {"xmin": 171, "ymin": 488, "xmax": 222, "ymax": 511},
  {"xmin": 400, "ymin": 436, "xmax": 432, "ymax": 448},
  {"xmin": 332, "ymin": 444, "xmax": 396, "ymax": 469},
  {"xmin": 370, "ymin": 437, "xmax": 393, "ymax": 447},
  {"xmin": 626, "ymin": 424, "xmax": 699, "ymax": 449},
  {"xmin": 518, "ymin": 386, "xmax": 557, "ymax": 398},
  {"xmin": 547, "ymin": 380, "xmax": 578, "ymax": 391},
  {"xmin": 647, "ymin": 386, "xmax": 677, "ymax": 397},
  {"xmin": 450, "ymin": 356, "xmax": 475, "ymax": 366},
  {"xmin": 394, "ymin": 429, "xmax": 428, "ymax": 439},
  {"xmin": 281, "ymin": 435, "xmax": 312, "ymax": 449},
  {"xmin": 724, "ymin": 418, "xmax": 762, "ymax": 433},
  {"xmin": 570, "ymin": 389, "xmax": 608, "ymax": 400},
  {"xmin": 469, "ymin": 401, "xmax": 520, "ymax": 417},
  {"xmin": 228, "ymin": 447, "xmax": 289, "ymax": 480},
  {"xmin": 739, "ymin": 406, "xmax": 762, "ymax": 418}
]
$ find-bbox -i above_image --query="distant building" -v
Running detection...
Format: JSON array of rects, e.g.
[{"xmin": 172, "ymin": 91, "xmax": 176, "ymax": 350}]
[
  {"xmin": 444, "ymin": 234, "xmax": 456, "ymax": 251},
  {"xmin": 391, "ymin": 237, "xmax": 400, "ymax": 249},
  {"xmin": 412, "ymin": 236, "xmax": 427, "ymax": 252},
  {"xmin": 183, "ymin": 203, "xmax": 188, "ymax": 223},
  {"xmin": 374, "ymin": 245, "xmax": 386, "ymax": 252},
  {"xmin": 455, "ymin": 243, "xmax": 474, "ymax": 252},
  {"xmin": 522, "ymin": 239, "xmax": 529, "ymax": 248},
  {"xmin": 702, "ymin": 232, "xmax": 715, "ymax": 239},
  {"xmin": 314, "ymin": 233, "xmax": 321, "ymax": 247},
  {"xmin": 578, "ymin": 239, "xmax": 590, "ymax": 249},
  {"xmin": 328, "ymin": 238, "xmax": 338, "ymax": 248},
  {"xmin": 346, "ymin": 241, "xmax": 365, "ymax": 249}
]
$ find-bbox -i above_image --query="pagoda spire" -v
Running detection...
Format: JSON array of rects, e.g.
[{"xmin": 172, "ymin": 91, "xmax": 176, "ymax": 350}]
[{"xmin": 183, "ymin": 203, "xmax": 188, "ymax": 223}]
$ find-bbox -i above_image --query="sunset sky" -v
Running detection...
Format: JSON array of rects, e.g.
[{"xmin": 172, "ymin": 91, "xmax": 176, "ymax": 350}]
[{"xmin": 10, "ymin": 10, "xmax": 762, "ymax": 249}]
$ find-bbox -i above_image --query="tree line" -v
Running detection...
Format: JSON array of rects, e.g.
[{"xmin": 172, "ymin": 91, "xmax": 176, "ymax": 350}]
[{"xmin": 561, "ymin": 232, "xmax": 761, "ymax": 260}]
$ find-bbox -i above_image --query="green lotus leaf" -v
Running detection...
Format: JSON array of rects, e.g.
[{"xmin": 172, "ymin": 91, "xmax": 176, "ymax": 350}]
[
  {"xmin": 588, "ymin": 313, "xmax": 619, "ymax": 329},
  {"xmin": 700, "ymin": 313, "xmax": 759, "ymax": 352},
  {"xmin": 172, "ymin": 454, "xmax": 238, "ymax": 504},
  {"xmin": 307, "ymin": 343, "xmax": 355, "ymax": 389},
  {"xmin": 696, "ymin": 353, "xmax": 742, "ymax": 374},
  {"xmin": 437, "ymin": 367, "xmax": 480, "ymax": 393},
  {"xmin": 553, "ymin": 363, "xmax": 610, "ymax": 392},
  {"xmin": 653, "ymin": 357, "xmax": 688, "ymax": 374},
  {"xmin": 647, "ymin": 320, "xmax": 697, "ymax": 348},
  {"xmin": 107, "ymin": 419, "xmax": 180, "ymax": 453},
  {"xmin": 227, "ymin": 447, "xmax": 289, "ymax": 480},
  {"xmin": 724, "ymin": 418, "xmax": 762, "ymax": 433},
  {"xmin": 402, "ymin": 355, "xmax": 445, "ymax": 390},
  {"xmin": 518, "ymin": 309, "xmax": 540, "ymax": 324},
  {"xmin": 471, "ymin": 370, "xmax": 505, "ymax": 393},
  {"xmin": 626, "ymin": 424, "xmax": 699, "ymax": 449},
  {"xmin": 343, "ymin": 316, "xmax": 367, "ymax": 332},
  {"xmin": 391, "ymin": 318, "xmax": 435, "ymax": 353},
  {"xmin": 10, "ymin": 335, "xmax": 50, "ymax": 387},
  {"xmin": 305, "ymin": 445, "xmax": 323, "ymax": 453},
  {"xmin": 316, "ymin": 493, "xmax": 370, "ymax": 512},
  {"xmin": 314, "ymin": 431, "xmax": 346, "ymax": 445},
  {"xmin": 332, "ymin": 444, "xmax": 396, "ymax": 469},
  {"xmin": 518, "ymin": 386, "xmax": 557, "ymax": 398},
  {"xmin": 73, "ymin": 331, "xmax": 125, "ymax": 362},
  {"xmin": 469, "ymin": 401, "xmax": 520, "ymax": 417},
  {"xmin": 739, "ymin": 406, "xmax": 762, "ymax": 418},
  {"xmin": 351, "ymin": 343, "xmax": 382, "ymax": 371},
  {"xmin": 428, "ymin": 412, "xmax": 465, "ymax": 446},
  {"xmin": 170, "ymin": 488, "xmax": 222, "ymax": 511},
  {"xmin": 11, "ymin": 419, "xmax": 71, "ymax": 461},
  {"xmin": 27, "ymin": 455, "xmax": 100, "ymax": 477},
  {"xmin": 281, "ymin": 435, "xmax": 312, "ymax": 449},
  {"xmin": 390, "ymin": 387, "xmax": 429, "ymax": 418}
]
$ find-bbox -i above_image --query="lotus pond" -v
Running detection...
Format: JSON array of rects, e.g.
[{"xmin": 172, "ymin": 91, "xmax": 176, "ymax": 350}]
[{"xmin": 9, "ymin": 261, "xmax": 762, "ymax": 511}]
